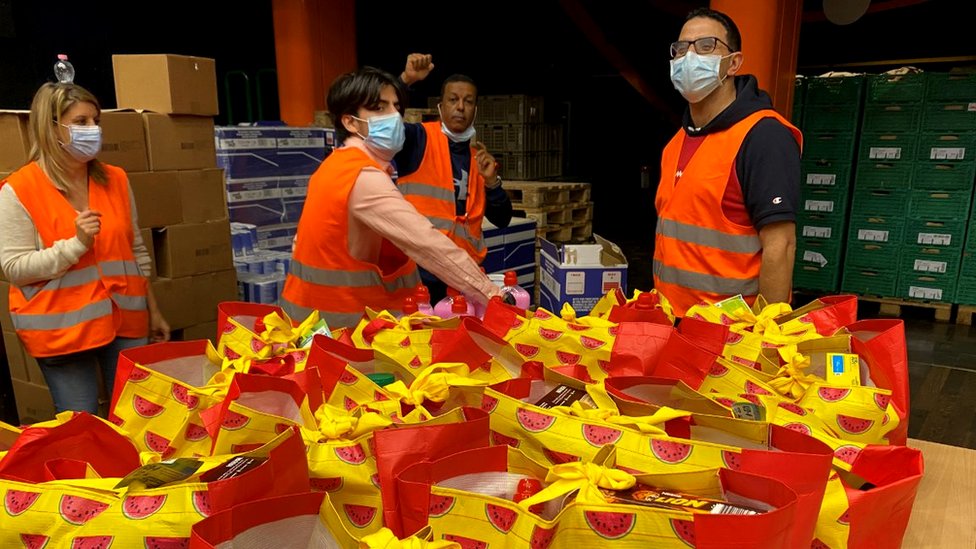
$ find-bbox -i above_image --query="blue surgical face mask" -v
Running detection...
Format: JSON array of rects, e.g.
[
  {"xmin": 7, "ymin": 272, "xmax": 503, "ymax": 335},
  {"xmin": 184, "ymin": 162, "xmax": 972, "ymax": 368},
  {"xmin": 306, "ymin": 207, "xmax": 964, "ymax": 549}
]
[
  {"xmin": 352, "ymin": 112, "xmax": 405, "ymax": 160},
  {"xmin": 60, "ymin": 124, "xmax": 102, "ymax": 162},
  {"xmin": 669, "ymin": 50, "xmax": 733, "ymax": 104}
]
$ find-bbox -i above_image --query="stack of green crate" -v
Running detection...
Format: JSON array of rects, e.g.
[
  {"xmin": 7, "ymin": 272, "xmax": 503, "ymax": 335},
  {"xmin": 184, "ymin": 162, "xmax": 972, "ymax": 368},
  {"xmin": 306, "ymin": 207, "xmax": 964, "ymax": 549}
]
[
  {"xmin": 794, "ymin": 75, "xmax": 862, "ymax": 293},
  {"xmin": 841, "ymin": 73, "xmax": 922, "ymax": 298},
  {"xmin": 791, "ymin": 76, "xmax": 805, "ymax": 129},
  {"xmin": 920, "ymin": 72, "xmax": 976, "ymax": 304}
]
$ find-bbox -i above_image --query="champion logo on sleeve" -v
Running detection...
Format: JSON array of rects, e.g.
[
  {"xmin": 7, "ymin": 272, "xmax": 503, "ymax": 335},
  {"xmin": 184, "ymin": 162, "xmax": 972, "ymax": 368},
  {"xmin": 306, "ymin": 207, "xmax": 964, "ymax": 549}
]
[{"xmin": 772, "ymin": 196, "xmax": 783, "ymax": 204}]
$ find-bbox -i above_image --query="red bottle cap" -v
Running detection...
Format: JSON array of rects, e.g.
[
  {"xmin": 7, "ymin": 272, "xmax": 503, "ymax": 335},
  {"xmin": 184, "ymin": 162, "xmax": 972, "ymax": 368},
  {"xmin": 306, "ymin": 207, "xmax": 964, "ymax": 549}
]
[
  {"xmin": 414, "ymin": 285, "xmax": 430, "ymax": 303},
  {"xmin": 451, "ymin": 295, "xmax": 468, "ymax": 314},
  {"xmin": 402, "ymin": 296, "xmax": 418, "ymax": 314},
  {"xmin": 635, "ymin": 292, "xmax": 655, "ymax": 310},
  {"xmin": 504, "ymin": 270, "xmax": 518, "ymax": 286}
]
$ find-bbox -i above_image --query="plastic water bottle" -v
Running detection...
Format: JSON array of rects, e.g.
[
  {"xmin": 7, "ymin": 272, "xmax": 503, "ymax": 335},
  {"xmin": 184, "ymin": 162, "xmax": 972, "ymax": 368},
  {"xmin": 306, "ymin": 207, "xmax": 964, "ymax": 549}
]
[
  {"xmin": 433, "ymin": 287, "xmax": 460, "ymax": 318},
  {"xmin": 501, "ymin": 271, "xmax": 531, "ymax": 309},
  {"xmin": 54, "ymin": 54, "xmax": 75, "ymax": 84},
  {"xmin": 414, "ymin": 285, "xmax": 434, "ymax": 316}
]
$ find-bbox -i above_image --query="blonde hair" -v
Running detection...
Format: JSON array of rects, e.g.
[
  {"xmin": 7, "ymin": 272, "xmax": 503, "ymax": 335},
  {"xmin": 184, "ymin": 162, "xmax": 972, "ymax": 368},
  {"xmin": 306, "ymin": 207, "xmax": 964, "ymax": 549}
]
[{"xmin": 28, "ymin": 82, "xmax": 107, "ymax": 190}]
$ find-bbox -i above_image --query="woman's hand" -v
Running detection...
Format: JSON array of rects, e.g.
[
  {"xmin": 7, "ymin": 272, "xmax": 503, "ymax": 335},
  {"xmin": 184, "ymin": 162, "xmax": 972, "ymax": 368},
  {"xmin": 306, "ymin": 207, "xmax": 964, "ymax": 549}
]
[
  {"xmin": 74, "ymin": 209, "xmax": 101, "ymax": 248},
  {"xmin": 150, "ymin": 310, "xmax": 170, "ymax": 343}
]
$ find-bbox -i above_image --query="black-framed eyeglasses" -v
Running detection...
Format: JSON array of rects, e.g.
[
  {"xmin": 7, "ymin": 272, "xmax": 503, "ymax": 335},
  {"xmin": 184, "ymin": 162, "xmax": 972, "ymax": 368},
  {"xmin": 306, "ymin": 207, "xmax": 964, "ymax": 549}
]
[{"xmin": 670, "ymin": 36, "xmax": 733, "ymax": 58}]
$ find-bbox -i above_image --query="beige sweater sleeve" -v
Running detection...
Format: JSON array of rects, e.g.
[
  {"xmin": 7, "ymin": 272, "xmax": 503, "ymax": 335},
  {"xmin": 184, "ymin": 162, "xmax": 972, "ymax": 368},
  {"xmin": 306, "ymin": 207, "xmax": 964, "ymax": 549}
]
[{"xmin": 0, "ymin": 182, "xmax": 152, "ymax": 286}]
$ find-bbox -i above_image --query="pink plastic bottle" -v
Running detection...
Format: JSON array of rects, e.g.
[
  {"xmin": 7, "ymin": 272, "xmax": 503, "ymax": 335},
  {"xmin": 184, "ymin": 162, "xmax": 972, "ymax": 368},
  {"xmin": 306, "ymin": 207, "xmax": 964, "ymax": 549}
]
[
  {"xmin": 414, "ymin": 285, "xmax": 434, "ymax": 316},
  {"xmin": 448, "ymin": 294, "xmax": 475, "ymax": 319},
  {"xmin": 433, "ymin": 287, "xmax": 460, "ymax": 318},
  {"xmin": 501, "ymin": 271, "xmax": 531, "ymax": 309}
]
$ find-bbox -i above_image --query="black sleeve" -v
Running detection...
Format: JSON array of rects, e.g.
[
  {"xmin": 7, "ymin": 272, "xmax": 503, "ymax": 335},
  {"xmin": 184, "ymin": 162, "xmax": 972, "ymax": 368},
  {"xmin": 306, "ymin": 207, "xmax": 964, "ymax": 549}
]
[
  {"xmin": 484, "ymin": 184, "xmax": 513, "ymax": 228},
  {"xmin": 735, "ymin": 118, "xmax": 801, "ymax": 230},
  {"xmin": 393, "ymin": 122, "xmax": 427, "ymax": 177}
]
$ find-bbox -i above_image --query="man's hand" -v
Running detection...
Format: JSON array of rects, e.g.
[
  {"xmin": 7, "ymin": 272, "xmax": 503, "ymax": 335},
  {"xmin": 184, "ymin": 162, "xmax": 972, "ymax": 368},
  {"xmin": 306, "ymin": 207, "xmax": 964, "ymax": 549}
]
[
  {"xmin": 473, "ymin": 141, "xmax": 499, "ymax": 182},
  {"xmin": 401, "ymin": 53, "xmax": 434, "ymax": 85}
]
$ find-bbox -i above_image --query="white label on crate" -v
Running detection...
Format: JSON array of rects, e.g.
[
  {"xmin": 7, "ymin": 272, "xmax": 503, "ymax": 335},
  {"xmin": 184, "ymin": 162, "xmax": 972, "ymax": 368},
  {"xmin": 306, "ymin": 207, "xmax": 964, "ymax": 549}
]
[
  {"xmin": 565, "ymin": 271, "xmax": 586, "ymax": 295},
  {"xmin": 858, "ymin": 229, "xmax": 889, "ymax": 242},
  {"xmin": 803, "ymin": 251, "xmax": 828, "ymax": 267},
  {"xmin": 917, "ymin": 233, "xmax": 952, "ymax": 246},
  {"xmin": 802, "ymin": 226, "xmax": 832, "ymax": 238},
  {"xmin": 216, "ymin": 138, "xmax": 276, "ymax": 150},
  {"xmin": 909, "ymin": 286, "xmax": 943, "ymax": 300},
  {"xmin": 277, "ymin": 137, "xmax": 326, "ymax": 148},
  {"xmin": 541, "ymin": 268, "xmax": 560, "ymax": 298},
  {"xmin": 869, "ymin": 147, "xmax": 902, "ymax": 160},
  {"xmin": 930, "ymin": 147, "xmax": 966, "ymax": 160},
  {"xmin": 914, "ymin": 259, "xmax": 948, "ymax": 273},
  {"xmin": 227, "ymin": 188, "xmax": 281, "ymax": 203},
  {"xmin": 968, "ymin": 103, "xmax": 976, "ymax": 112},
  {"xmin": 806, "ymin": 173, "xmax": 837, "ymax": 186},
  {"xmin": 602, "ymin": 271, "xmax": 622, "ymax": 293},
  {"xmin": 805, "ymin": 200, "xmax": 835, "ymax": 212}
]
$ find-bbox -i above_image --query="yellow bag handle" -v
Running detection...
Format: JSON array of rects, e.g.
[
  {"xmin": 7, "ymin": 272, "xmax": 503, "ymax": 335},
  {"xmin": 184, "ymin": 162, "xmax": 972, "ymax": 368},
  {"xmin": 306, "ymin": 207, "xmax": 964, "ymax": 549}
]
[
  {"xmin": 359, "ymin": 528, "xmax": 460, "ymax": 549},
  {"xmin": 550, "ymin": 384, "xmax": 691, "ymax": 435},
  {"xmin": 260, "ymin": 309, "xmax": 319, "ymax": 345},
  {"xmin": 309, "ymin": 403, "xmax": 393, "ymax": 442}
]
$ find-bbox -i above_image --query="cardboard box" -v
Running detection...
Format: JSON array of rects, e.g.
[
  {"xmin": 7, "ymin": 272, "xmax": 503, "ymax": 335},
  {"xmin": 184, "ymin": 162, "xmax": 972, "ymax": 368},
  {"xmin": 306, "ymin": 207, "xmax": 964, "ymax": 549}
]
[
  {"xmin": 154, "ymin": 270, "xmax": 238, "ymax": 329},
  {"xmin": 539, "ymin": 235, "xmax": 627, "ymax": 315},
  {"xmin": 144, "ymin": 114, "xmax": 217, "ymax": 171},
  {"xmin": 11, "ymin": 378, "xmax": 55, "ymax": 424},
  {"xmin": 180, "ymin": 321, "xmax": 218, "ymax": 343},
  {"xmin": 0, "ymin": 110, "xmax": 30, "ymax": 172},
  {"xmin": 3, "ymin": 330, "xmax": 27, "ymax": 382},
  {"xmin": 98, "ymin": 110, "xmax": 148, "ymax": 171},
  {"xmin": 113, "ymin": 54, "xmax": 219, "ymax": 116},
  {"xmin": 192, "ymin": 270, "xmax": 239, "ymax": 324},
  {"xmin": 129, "ymin": 171, "xmax": 182, "ymax": 228},
  {"xmin": 139, "ymin": 228, "xmax": 156, "ymax": 280},
  {"xmin": 179, "ymin": 169, "xmax": 227, "ymax": 223},
  {"xmin": 154, "ymin": 219, "xmax": 233, "ymax": 278},
  {"xmin": 215, "ymin": 127, "xmax": 280, "ymax": 178},
  {"xmin": 150, "ymin": 276, "xmax": 196, "ymax": 329},
  {"xmin": 275, "ymin": 127, "xmax": 330, "ymax": 175}
]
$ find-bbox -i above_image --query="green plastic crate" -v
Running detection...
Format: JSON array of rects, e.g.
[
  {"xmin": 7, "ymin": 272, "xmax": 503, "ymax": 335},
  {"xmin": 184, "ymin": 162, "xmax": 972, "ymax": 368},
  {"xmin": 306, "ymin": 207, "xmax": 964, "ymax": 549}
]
[
  {"xmin": 792, "ymin": 78, "xmax": 805, "ymax": 128},
  {"xmin": 802, "ymin": 160, "xmax": 854, "ymax": 189},
  {"xmin": 858, "ymin": 132, "xmax": 918, "ymax": 163},
  {"xmin": 899, "ymin": 245, "xmax": 962, "ymax": 276},
  {"xmin": 804, "ymin": 133, "xmax": 858, "ymax": 164},
  {"xmin": 847, "ymin": 214, "xmax": 905, "ymax": 246},
  {"xmin": 798, "ymin": 211, "xmax": 847, "ymax": 240},
  {"xmin": 921, "ymin": 102, "xmax": 976, "ymax": 132},
  {"xmin": 912, "ymin": 162, "xmax": 976, "ymax": 191},
  {"xmin": 845, "ymin": 238, "xmax": 902, "ymax": 269},
  {"xmin": 867, "ymin": 73, "xmax": 926, "ymax": 103},
  {"xmin": 896, "ymin": 272, "xmax": 958, "ymax": 303},
  {"xmin": 794, "ymin": 263, "xmax": 841, "ymax": 293},
  {"xmin": 955, "ymin": 275, "xmax": 976, "ymax": 305},
  {"xmin": 801, "ymin": 186, "xmax": 850, "ymax": 215},
  {"xmin": 842, "ymin": 267, "xmax": 898, "ymax": 297},
  {"xmin": 854, "ymin": 161, "xmax": 913, "ymax": 190},
  {"xmin": 904, "ymin": 217, "xmax": 967, "ymax": 248},
  {"xmin": 806, "ymin": 76, "xmax": 865, "ymax": 105},
  {"xmin": 924, "ymin": 73, "xmax": 976, "ymax": 102},
  {"xmin": 851, "ymin": 187, "xmax": 910, "ymax": 216},
  {"xmin": 916, "ymin": 132, "xmax": 976, "ymax": 162},
  {"xmin": 797, "ymin": 236, "xmax": 844, "ymax": 263},
  {"xmin": 861, "ymin": 103, "xmax": 922, "ymax": 133},
  {"xmin": 908, "ymin": 190, "xmax": 973, "ymax": 220},
  {"xmin": 803, "ymin": 104, "xmax": 861, "ymax": 133},
  {"xmin": 960, "ymin": 252, "xmax": 976, "ymax": 281}
]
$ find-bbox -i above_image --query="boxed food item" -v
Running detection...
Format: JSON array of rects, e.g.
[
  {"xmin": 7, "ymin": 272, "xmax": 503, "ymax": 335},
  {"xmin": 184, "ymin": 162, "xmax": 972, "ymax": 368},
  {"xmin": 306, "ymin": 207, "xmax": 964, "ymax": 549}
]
[
  {"xmin": 129, "ymin": 171, "xmax": 182, "ymax": 228},
  {"xmin": 98, "ymin": 110, "xmax": 149, "ymax": 172},
  {"xmin": 143, "ymin": 113, "xmax": 216, "ymax": 171},
  {"xmin": 179, "ymin": 168, "xmax": 227, "ymax": 223},
  {"xmin": 539, "ymin": 234, "xmax": 627, "ymax": 314},
  {"xmin": 154, "ymin": 219, "xmax": 233, "ymax": 278},
  {"xmin": 113, "ymin": 54, "xmax": 218, "ymax": 116},
  {"xmin": 0, "ymin": 110, "xmax": 30, "ymax": 172},
  {"xmin": 11, "ymin": 378, "xmax": 55, "ymax": 424}
]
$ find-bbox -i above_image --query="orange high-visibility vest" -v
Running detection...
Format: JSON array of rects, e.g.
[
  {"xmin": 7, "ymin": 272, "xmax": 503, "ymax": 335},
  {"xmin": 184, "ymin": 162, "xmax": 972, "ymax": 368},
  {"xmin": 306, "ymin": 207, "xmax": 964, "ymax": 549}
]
[
  {"xmin": 397, "ymin": 121, "xmax": 487, "ymax": 262},
  {"xmin": 4, "ymin": 162, "xmax": 149, "ymax": 357},
  {"xmin": 654, "ymin": 110, "xmax": 802, "ymax": 316},
  {"xmin": 281, "ymin": 147, "xmax": 421, "ymax": 329}
]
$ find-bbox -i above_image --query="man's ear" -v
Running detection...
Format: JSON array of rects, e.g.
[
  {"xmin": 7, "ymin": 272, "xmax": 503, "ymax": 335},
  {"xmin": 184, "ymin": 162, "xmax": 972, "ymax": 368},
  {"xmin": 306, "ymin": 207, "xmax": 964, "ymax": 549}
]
[
  {"xmin": 726, "ymin": 52, "xmax": 744, "ymax": 77},
  {"xmin": 341, "ymin": 114, "xmax": 361, "ymax": 137}
]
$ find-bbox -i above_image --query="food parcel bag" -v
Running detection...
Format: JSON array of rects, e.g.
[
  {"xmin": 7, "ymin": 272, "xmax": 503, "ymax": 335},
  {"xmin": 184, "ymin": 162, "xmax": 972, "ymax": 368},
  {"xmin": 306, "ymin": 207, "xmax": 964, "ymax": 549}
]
[
  {"xmin": 0, "ymin": 421, "xmax": 309, "ymax": 548},
  {"xmin": 397, "ymin": 444, "xmax": 799, "ymax": 548},
  {"xmin": 349, "ymin": 308, "xmax": 465, "ymax": 370}
]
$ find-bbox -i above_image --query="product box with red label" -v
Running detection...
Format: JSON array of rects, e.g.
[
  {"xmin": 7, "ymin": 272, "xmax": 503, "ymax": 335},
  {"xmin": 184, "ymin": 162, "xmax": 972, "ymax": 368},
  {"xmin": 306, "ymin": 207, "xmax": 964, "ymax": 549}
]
[{"xmin": 538, "ymin": 234, "xmax": 627, "ymax": 314}]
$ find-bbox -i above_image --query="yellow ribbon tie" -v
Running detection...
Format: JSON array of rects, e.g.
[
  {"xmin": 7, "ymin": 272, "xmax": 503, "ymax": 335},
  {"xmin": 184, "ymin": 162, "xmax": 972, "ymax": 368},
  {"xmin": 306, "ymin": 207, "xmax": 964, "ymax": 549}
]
[
  {"xmin": 518, "ymin": 461, "xmax": 636, "ymax": 509},
  {"xmin": 315, "ymin": 403, "xmax": 392, "ymax": 441},
  {"xmin": 359, "ymin": 528, "xmax": 459, "ymax": 549},
  {"xmin": 551, "ymin": 401, "xmax": 689, "ymax": 435},
  {"xmin": 383, "ymin": 364, "xmax": 486, "ymax": 406},
  {"xmin": 767, "ymin": 350, "xmax": 817, "ymax": 400},
  {"xmin": 261, "ymin": 310, "xmax": 318, "ymax": 345},
  {"xmin": 560, "ymin": 303, "xmax": 578, "ymax": 322}
]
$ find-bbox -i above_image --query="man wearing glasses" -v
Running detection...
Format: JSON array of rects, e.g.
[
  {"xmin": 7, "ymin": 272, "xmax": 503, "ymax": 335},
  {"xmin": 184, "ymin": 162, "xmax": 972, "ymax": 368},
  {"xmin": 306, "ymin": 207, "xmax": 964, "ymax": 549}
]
[{"xmin": 653, "ymin": 8, "xmax": 802, "ymax": 316}]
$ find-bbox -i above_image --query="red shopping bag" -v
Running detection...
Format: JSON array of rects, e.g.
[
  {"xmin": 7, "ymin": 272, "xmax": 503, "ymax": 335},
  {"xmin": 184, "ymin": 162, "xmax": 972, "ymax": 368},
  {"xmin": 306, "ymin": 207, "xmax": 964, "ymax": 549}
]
[
  {"xmin": 646, "ymin": 329, "xmax": 723, "ymax": 387},
  {"xmin": 845, "ymin": 444, "xmax": 924, "ymax": 548},
  {"xmin": 373, "ymin": 407, "xmax": 491, "ymax": 537},
  {"xmin": 216, "ymin": 301, "xmax": 290, "ymax": 335},
  {"xmin": 190, "ymin": 491, "xmax": 327, "ymax": 549},
  {"xmin": 0, "ymin": 412, "xmax": 141, "ymax": 482},
  {"xmin": 431, "ymin": 317, "xmax": 532, "ymax": 379},
  {"xmin": 780, "ymin": 295, "xmax": 859, "ymax": 337},
  {"xmin": 110, "ymin": 340, "xmax": 218, "ymax": 417},
  {"xmin": 847, "ymin": 319, "xmax": 910, "ymax": 445},
  {"xmin": 601, "ymin": 321, "xmax": 674, "ymax": 377}
]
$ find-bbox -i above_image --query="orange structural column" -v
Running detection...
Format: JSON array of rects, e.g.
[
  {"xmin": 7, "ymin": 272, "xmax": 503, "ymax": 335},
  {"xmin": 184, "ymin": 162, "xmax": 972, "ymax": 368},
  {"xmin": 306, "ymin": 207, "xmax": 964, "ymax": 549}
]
[
  {"xmin": 710, "ymin": 0, "xmax": 803, "ymax": 118},
  {"xmin": 272, "ymin": 0, "xmax": 357, "ymax": 126}
]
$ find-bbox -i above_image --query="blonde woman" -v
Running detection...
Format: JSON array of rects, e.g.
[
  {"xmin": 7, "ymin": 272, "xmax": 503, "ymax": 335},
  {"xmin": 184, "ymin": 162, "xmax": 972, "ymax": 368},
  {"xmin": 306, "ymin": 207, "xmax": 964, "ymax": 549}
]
[{"xmin": 0, "ymin": 83, "xmax": 169, "ymax": 415}]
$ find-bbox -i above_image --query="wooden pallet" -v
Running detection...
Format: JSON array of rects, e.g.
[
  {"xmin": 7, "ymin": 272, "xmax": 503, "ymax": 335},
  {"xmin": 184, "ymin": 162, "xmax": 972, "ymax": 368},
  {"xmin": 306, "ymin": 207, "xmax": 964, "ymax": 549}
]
[
  {"xmin": 504, "ymin": 181, "xmax": 590, "ymax": 208},
  {"xmin": 955, "ymin": 305, "xmax": 976, "ymax": 325},
  {"xmin": 858, "ymin": 295, "xmax": 954, "ymax": 322},
  {"xmin": 513, "ymin": 201, "xmax": 592, "ymax": 227},
  {"xmin": 537, "ymin": 223, "xmax": 573, "ymax": 242},
  {"xmin": 571, "ymin": 220, "xmax": 593, "ymax": 240}
]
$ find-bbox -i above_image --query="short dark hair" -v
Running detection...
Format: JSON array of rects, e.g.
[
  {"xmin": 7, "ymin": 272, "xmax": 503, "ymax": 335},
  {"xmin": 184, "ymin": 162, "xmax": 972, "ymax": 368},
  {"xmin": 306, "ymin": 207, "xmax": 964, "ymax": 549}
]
[
  {"xmin": 440, "ymin": 74, "xmax": 478, "ymax": 100},
  {"xmin": 327, "ymin": 66, "xmax": 406, "ymax": 144},
  {"xmin": 685, "ymin": 7, "xmax": 741, "ymax": 52}
]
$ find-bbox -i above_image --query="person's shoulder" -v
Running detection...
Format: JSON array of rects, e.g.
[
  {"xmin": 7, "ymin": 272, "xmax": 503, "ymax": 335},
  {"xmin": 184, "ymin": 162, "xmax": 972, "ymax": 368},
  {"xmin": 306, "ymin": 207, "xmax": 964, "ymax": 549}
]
[{"xmin": 743, "ymin": 117, "xmax": 800, "ymax": 150}]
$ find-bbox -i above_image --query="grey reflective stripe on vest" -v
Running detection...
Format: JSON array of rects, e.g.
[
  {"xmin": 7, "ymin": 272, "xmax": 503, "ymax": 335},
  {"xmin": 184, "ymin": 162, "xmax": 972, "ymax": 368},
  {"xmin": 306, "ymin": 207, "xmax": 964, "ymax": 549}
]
[
  {"xmin": 18, "ymin": 266, "xmax": 101, "ymax": 301},
  {"xmin": 398, "ymin": 182, "xmax": 455, "ymax": 203},
  {"xmin": 429, "ymin": 218, "xmax": 486, "ymax": 253},
  {"xmin": 280, "ymin": 300, "xmax": 365, "ymax": 330},
  {"xmin": 100, "ymin": 260, "xmax": 142, "ymax": 277},
  {"xmin": 290, "ymin": 260, "xmax": 420, "ymax": 293},
  {"xmin": 10, "ymin": 299, "xmax": 113, "ymax": 331},
  {"xmin": 654, "ymin": 260, "xmax": 759, "ymax": 296},
  {"xmin": 112, "ymin": 293, "xmax": 148, "ymax": 311},
  {"xmin": 657, "ymin": 218, "xmax": 762, "ymax": 254}
]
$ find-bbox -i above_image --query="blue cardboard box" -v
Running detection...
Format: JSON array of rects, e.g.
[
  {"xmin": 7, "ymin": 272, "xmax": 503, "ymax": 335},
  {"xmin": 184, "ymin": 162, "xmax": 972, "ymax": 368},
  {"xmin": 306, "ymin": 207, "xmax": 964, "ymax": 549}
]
[
  {"xmin": 482, "ymin": 220, "xmax": 506, "ymax": 274},
  {"xmin": 215, "ymin": 127, "xmax": 280, "ymax": 178},
  {"xmin": 538, "ymin": 235, "xmax": 627, "ymax": 314},
  {"xmin": 503, "ymin": 218, "xmax": 537, "ymax": 270},
  {"xmin": 276, "ymin": 128, "xmax": 330, "ymax": 176}
]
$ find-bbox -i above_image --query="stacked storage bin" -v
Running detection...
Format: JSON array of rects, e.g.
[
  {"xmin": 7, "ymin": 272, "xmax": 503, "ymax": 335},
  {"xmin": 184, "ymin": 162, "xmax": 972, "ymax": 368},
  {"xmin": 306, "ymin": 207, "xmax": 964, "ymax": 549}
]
[
  {"xmin": 840, "ymin": 73, "xmax": 920, "ymax": 297},
  {"xmin": 793, "ymin": 76, "xmax": 862, "ymax": 292},
  {"xmin": 472, "ymin": 95, "xmax": 564, "ymax": 179}
]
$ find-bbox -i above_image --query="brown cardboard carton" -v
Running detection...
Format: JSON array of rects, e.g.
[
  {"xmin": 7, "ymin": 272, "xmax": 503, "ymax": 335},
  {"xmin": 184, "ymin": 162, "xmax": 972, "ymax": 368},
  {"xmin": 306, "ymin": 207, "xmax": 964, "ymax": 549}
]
[
  {"xmin": 154, "ymin": 219, "xmax": 233, "ymax": 278},
  {"xmin": 0, "ymin": 281, "xmax": 12, "ymax": 332},
  {"xmin": 150, "ymin": 276, "xmax": 196, "ymax": 329},
  {"xmin": 0, "ymin": 110, "xmax": 30, "ymax": 172},
  {"xmin": 179, "ymin": 169, "xmax": 227, "ymax": 223},
  {"xmin": 3, "ymin": 331, "xmax": 27, "ymax": 382},
  {"xmin": 113, "ymin": 54, "xmax": 219, "ymax": 116},
  {"xmin": 143, "ymin": 114, "xmax": 216, "ymax": 171},
  {"xmin": 179, "ymin": 321, "xmax": 218, "ymax": 343},
  {"xmin": 191, "ymin": 270, "xmax": 239, "ymax": 325},
  {"xmin": 151, "ymin": 270, "xmax": 237, "ymax": 329},
  {"xmin": 11, "ymin": 378, "xmax": 55, "ymax": 424},
  {"xmin": 129, "ymin": 171, "xmax": 182, "ymax": 228},
  {"xmin": 98, "ymin": 110, "xmax": 149, "ymax": 172},
  {"xmin": 139, "ymin": 228, "xmax": 156, "ymax": 280}
]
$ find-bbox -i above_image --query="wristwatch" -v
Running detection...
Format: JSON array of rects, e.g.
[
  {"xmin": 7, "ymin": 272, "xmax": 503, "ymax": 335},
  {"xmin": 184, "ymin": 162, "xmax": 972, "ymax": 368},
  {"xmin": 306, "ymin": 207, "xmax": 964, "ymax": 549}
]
[{"xmin": 488, "ymin": 175, "xmax": 503, "ymax": 189}]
